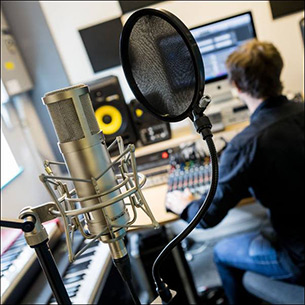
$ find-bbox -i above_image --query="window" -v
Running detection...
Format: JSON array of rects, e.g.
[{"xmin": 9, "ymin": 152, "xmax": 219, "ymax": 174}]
[
  {"xmin": 1, "ymin": 80, "xmax": 23, "ymax": 189},
  {"xmin": 1, "ymin": 129, "xmax": 23, "ymax": 189}
]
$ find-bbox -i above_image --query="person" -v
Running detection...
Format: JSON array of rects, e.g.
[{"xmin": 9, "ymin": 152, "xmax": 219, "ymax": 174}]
[{"xmin": 166, "ymin": 39, "xmax": 304, "ymax": 304}]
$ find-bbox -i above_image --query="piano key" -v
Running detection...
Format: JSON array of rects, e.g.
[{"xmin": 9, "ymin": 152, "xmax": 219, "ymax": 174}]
[
  {"xmin": 1, "ymin": 263, "xmax": 12, "ymax": 273},
  {"xmin": 49, "ymin": 284, "xmax": 81, "ymax": 304},
  {"xmin": 85, "ymin": 241, "xmax": 100, "ymax": 249},
  {"xmin": 65, "ymin": 261, "xmax": 91, "ymax": 275},
  {"xmin": 48, "ymin": 289, "xmax": 78, "ymax": 305},
  {"xmin": 77, "ymin": 250, "xmax": 96, "ymax": 260},
  {"xmin": 1, "ymin": 252, "xmax": 20, "ymax": 264},
  {"xmin": 7, "ymin": 238, "xmax": 26, "ymax": 247},
  {"xmin": 66, "ymin": 285, "xmax": 80, "ymax": 294},
  {"xmin": 1, "ymin": 260, "xmax": 13, "ymax": 269},
  {"xmin": 8, "ymin": 241, "xmax": 27, "ymax": 250},
  {"xmin": 63, "ymin": 274, "xmax": 85, "ymax": 285},
  {"xmin": 4, "ymin": 237, "xmax": 26, "ymax": 249},
  {"xmin": 2, "ymin": 244, "xmax": 26, "ymax": 257},
  {"xmin": 63, "ymin": 269, "xmax": 88, "ymax": 280},
  {"xmin": 65, "ymin": 280, "xmax": 82, "ymax": 290},
  {"xmin": 11, "ymin": 235, "xmax": 27, "ymax": 244},
  {"xmin": 67, "ymin": 292, "xmax": 77, "ymax": 299},
  {"xmin": 2, "ymin": 245, "xmax": 22, "ymax": 256}
]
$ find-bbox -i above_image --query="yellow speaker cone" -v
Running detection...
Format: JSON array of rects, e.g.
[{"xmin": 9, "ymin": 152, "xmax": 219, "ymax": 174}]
[
  {"xmin": 135, "ymin": 108, "xmax": 143, "ymax": 117},
  {"xmin": 95, "ymin": 105, "xmax": 122, "ymax": 135}
]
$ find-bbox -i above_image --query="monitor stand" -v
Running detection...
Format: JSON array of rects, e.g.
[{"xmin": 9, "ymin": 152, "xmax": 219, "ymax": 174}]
[
  {"xmin": 205, "ymin": 79, "xmax": 234, "ymax": 104},
  {"xmin": 204, "ymin": 79, "xmax": 250, "ymax": 130}
]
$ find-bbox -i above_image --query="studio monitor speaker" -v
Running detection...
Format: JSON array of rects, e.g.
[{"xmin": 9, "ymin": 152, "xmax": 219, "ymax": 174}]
[
  {"xmin": 129, "ymin": 99, "xmax": 171, "ymax": 146},
  {"xmin": 88, "ymin": 76, "xmax": 137, "ymax": 150}
]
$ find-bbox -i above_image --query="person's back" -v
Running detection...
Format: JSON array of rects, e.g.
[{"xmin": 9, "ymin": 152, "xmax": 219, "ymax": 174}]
[{"xmin": 231, "ymin": 96, "xmax": 304, "ymax": 272}]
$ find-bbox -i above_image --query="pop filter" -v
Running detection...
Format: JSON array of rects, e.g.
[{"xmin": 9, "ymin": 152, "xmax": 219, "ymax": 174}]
[
  {"xmin": 120, "ymin": 8, "xmax": 219, "ymax": 304},
  {"xmin": 120, "ymin": 8, "xmax": 206, "ymax": 122}
]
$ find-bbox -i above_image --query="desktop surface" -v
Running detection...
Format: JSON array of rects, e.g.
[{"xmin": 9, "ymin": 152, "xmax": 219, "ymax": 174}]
[{"xmin": 128, "ymin": 121, "xmax": 252, "ymax": 229}]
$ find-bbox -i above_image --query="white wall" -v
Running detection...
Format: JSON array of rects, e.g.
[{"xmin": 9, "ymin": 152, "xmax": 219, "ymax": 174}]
[
  {"xmin": 40, "ymin": 1, "xmax": 304, "ymax": 100},
  {"xmin": 39, "ymin": 1, "xmax": 135, "ymax": 101},
  {"xmin": 1, "ymin": 100, "xmax": 53, "ymax": 219}
]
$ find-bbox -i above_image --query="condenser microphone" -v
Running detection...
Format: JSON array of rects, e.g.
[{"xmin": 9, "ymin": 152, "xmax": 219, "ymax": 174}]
[{"xmin": 42, "ymin": 84, "xmax": 129, "ymax": 260}]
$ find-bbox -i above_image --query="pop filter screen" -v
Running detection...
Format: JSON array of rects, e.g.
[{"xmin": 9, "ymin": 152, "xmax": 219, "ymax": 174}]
[{"xmin": 121, "ymin": 9, "xmax": 205, "ymax": 122}]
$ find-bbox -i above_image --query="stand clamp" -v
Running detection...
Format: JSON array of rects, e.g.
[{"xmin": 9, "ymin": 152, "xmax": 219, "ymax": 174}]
[
  {"xmin": 192, "ymin": 95, "xmax": 213, "ymax": 139},
  {"xmin": 18, "ymin": 203, "xmax": 57, "ymax": 246},
  {"xmin": 17, "ymin": 205, "xmax": 71, "ymax": 305}
]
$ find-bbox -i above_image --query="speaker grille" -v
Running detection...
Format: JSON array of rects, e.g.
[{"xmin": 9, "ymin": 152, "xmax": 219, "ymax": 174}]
[{"xmin": 47, "ymin": 98, "xmax": 85, "ymax": 143}]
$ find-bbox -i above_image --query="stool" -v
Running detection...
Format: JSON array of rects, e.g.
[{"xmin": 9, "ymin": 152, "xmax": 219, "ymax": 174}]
[{"xmin": 243, "ymin": 271, "xmax": 304, "ymax": 304}]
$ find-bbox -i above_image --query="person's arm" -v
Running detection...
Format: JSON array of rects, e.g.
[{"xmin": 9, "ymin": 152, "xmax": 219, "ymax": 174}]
[{"xmin": 167, "ymin": 139, "xmax": 255, "ymax": 229}]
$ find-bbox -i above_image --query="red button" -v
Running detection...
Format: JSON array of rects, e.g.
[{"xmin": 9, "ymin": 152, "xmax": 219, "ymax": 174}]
[{"xmin": 161, "ymin": 151, "xmax": 169, "ymax": 159}]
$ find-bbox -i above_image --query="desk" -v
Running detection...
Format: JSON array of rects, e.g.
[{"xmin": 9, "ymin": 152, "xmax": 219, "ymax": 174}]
[{"xmin": 127, "ymin": 120, "xmax": 252, "ymax": 229}]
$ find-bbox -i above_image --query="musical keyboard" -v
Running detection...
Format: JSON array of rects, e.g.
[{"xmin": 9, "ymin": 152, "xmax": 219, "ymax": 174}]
[
  {"xmin": 1, "ymin": 233, "xmax": 30, "ymax": 298},
  {"xmin": 1, "ymin": 220, "xmax": 62, "ymax": 304},
  {"xmin": 21, "ymin": 232, "xmax": 111, "ymax": 304},
  {"xmin": 48, "ymin": 239, "xmax": 111, "ymax": 304}
]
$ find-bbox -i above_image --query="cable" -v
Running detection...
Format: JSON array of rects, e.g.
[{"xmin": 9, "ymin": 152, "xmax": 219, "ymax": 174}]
[
  {"xmin": 113, "ymin": 255, "xmax": 141, "ymax": 305},
  {"xmin": 152, "ymin": 134, "xmax": 219, "ymax": 302},
  {"xmin": 125, "ymin": 277, "xmax": 142, "ymax": 305}
]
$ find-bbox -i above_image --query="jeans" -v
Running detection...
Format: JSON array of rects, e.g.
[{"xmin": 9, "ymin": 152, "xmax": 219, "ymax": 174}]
[{"xmin": 213, "ymin": 231, "xmax": 302, "ymax": 304}]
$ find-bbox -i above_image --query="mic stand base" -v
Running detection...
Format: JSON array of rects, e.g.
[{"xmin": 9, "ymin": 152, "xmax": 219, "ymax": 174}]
[{"xmin": 151, "ymin": 290, "xmax": 177, "ymax": 304}]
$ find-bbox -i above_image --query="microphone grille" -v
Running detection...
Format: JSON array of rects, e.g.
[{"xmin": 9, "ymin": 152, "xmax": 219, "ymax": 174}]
[
  {"xmin": 81, "ymin": 93, "xmax": 100, "ymax": 136},
  {"xmin": 47, "ymin": 98, "xmax": 85, "ymax": 143},
  {"xmin": 44, "ymin": 85, "xmax": 100, "ymax": 143}
]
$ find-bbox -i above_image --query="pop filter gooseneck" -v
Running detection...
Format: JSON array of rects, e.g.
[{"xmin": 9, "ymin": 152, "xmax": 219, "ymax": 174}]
[{"xmin": 120, "ymin": 8, "xmax": 219, "ymax": 303}]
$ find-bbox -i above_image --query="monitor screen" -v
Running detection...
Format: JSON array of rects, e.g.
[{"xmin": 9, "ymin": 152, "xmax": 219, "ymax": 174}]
[{"xmin": 190, "ymin": 12, "xmax": 257, "ymax": 84}]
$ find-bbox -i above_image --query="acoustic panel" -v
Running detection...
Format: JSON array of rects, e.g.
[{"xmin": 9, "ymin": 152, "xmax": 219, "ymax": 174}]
[
  {"xmin": 119, "ymin": 1, "xmax": 163, "ymax": 14},
  {"xmin": 269, "ymin": 1, "xmax": 304, "ymax": 19},
  {"xmin": 79, "ymin": 18, "xmax": 122, "ymax": 73}
]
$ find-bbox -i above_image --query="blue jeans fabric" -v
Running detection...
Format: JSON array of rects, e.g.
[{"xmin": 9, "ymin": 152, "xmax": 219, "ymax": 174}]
[{"xmin": 213, "ymin": 231, "xmax": 302, "ymax": 304}]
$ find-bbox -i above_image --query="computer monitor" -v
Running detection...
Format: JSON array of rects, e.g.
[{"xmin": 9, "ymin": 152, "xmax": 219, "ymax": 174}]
[{"xmin": 190, "ymin": 12, "xmax": 257, "ymax": 103}]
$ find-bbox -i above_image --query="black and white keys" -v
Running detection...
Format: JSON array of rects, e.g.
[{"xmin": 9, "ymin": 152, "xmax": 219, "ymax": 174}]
[{"xmin": 48, "ymin": 239, "xmax": 110, "ymax": 304}]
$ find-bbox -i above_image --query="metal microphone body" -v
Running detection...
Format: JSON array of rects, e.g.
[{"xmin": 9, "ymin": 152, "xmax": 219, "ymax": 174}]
[{"xmin": 42, "ymin": 84, "xmax": 129, "ymax": 259}]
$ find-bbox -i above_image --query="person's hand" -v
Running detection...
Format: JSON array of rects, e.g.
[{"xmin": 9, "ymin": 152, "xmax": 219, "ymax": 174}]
[{"xmin": 166, "ymin": 188, "xmax": 195, "ymax": 215}]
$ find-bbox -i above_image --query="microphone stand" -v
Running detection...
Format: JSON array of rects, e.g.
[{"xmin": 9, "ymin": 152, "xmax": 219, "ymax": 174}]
[
  {"xmin": 151, "ymin": 95, "xmax": 219, "ymax": 304},
  {"xmin": 0, "ymin": 206, "xmax": 71, "ymax": 305}
]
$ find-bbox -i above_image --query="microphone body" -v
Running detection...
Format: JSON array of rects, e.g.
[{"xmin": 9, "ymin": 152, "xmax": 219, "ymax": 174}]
[{"xmin": 42, "ymin": 85, "xmax": 129, "ymax": 259}]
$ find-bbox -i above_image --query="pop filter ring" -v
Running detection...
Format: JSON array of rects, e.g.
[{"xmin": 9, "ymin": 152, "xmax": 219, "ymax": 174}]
[{"xmin": 120, "ymin": 8, "xmax": 205, "ymax": 122}]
